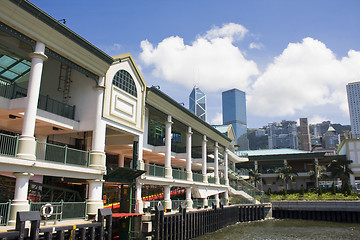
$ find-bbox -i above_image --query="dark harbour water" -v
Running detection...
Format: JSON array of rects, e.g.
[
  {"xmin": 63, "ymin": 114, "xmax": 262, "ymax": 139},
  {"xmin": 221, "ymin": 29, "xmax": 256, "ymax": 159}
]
[{"xmin": 194, "ymin": 219, "xmax": 360, "ymax": 240}]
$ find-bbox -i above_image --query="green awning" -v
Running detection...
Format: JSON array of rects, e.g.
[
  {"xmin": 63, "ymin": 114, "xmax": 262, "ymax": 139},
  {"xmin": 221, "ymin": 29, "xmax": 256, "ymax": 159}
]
[{"xmin": 104, "ymin": 167, "xmax": 146, "ymax": 184}]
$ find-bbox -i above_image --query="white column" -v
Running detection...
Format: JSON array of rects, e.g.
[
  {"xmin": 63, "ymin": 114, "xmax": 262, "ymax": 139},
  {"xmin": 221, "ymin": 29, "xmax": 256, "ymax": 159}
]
[
  {"xmin": 254, "ymin": 160, "xmax": 258, "ymax": 171},
  {"xmin": 215, "ymin": 194, "xmax": 220, "ymax": 208},
  {"xmin": 165, "ymin": 116, "xmax": 173, "ymax": 178},
  {"xmin": 232, "ymin": 162, "xmax": 236, "ymax": 171},
  {"xmin": 284, "ymin": 159, "xmax": 288, "ymax": 166},
  {"xmin": 17, "ymin": 42, "xmax": 47, "ymax": 160},
  {"xmin": 90, "ymin": 77, "xmax": 106, "ymax": 170},
  {"xmin": 186, "ymin": 187, "xmax": 193, "ymax": 210},
  {"xmin": 86, "ymin": 179, "xmax": 104, "ymax": 218},
  {"xmin": 224, "ymin": 190, "xmax": 229, "ymax": 206},
  {"xmin": 186, "ymin": 127, "xmax": 193, "ymax": 181},
  {"xmin": 8, "ymin": 172, "xmax": 34, "ymax": 225},
  {"xmin": 164, "ymin": 186, "xmax": 171, "ymax": 211},
  {"xmin": 350, "ymin": 174, "xmax": 355, "ymax": 187},
  {"xmin": 224, "ymin": 148, "xmax": 229, "ymax": 185},
  {"xmin": 137, "ymin": 134, "xmax": 144, "ymax": 170},
  {"xmin": 202, "ymin": 135, "xmax": 208, "ymax": 183},
  {"xmin": 135, "ymin": 182, "xmax": 143, "ymax": 213},
  {"xmin": 118, "ymin": 154, "xmax": 125, "ymax": 168},
  {"xmin": 203, "ymin": 197, "xmax": 208, "ymax": 208},
  {"xmin": 214, "ymin": 142, "xmax": 219, "ymax": 184},
  {"xmin": 35, "ymin": 134, "xmax": 47, "ymax": 160},
  {"xmin": 314, "ymin": 158, "xmax": 319, "ymax": 188}
]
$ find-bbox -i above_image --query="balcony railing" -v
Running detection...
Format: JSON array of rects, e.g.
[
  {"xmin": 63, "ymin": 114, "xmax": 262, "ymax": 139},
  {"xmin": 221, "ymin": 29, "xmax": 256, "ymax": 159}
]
[
  {"xmin": 0, "ymin": 82, "xmax": 75, "ymax": 120},
  {"xmin": 208, "ymin": 176, "xmax": 216, "ymax": 184},
  {"xmin": 36, "ymin": 141, "xmax": 90, "ymax": 166},
  {"xmin": 29, "ymin": 201, "xmax": 86, "ymax": 221},
  {"xmin": 193, "ymin": 172, "xmax": 203, "ymax": 182},
  {"xmin": 192, "ymin": 199, "xmax": 203, "ymax": 209},
  {"xmin": 220, "ymin": 178, "xmax": 226, "ymax": 185},
  {"xmin": 0, "ymin": 201, "xmax": 11, "ymax": 226},
  {"xmin": 172, "ymin": 168, "xmax": 187, "ymax": 180},
  {"xmin": 0, "ymin": 133, "xmax": 18, "ymax": 157},
  {"xmin": 171, "ymin": 199, "xmax": 186, "ymax": 210},
  {"xmin": 145, "ymin": 163, "xmax": 166, "ymax": 178}
]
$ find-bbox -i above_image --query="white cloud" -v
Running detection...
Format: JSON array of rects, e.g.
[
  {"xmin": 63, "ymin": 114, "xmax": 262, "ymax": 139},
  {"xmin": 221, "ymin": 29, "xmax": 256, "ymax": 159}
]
[
  {"xmin": 100, "ymin": 43, "xmax": 121, "ymax": 56},
  {"xmin": 210, "ymin": 112, "xmax": 223, "ymax": 125},
  {"xmin": 248, "ymin": 37, "xmax": 360, "ymax": 119},
  {"xmin": 249, "ymin": 42, "xmax": 264, "ymax": 50},
  {"xmin": 139, "ymin": 23, "xmax": 259, "ymax": 92}
]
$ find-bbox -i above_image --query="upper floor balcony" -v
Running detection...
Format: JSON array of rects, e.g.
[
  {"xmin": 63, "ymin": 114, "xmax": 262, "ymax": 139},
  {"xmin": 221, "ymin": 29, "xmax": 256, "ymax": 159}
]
[
  {"xmin": 0, "ymin": 82, "xmax": 75, "ymax": 120},
  {"xmin": 0, "ymin": 132, "xmax": 89, "ymax": 167}
]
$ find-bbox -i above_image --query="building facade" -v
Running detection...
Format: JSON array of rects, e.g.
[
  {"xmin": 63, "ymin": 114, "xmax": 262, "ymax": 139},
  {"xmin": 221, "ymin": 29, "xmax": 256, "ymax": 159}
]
[
  {"xmin": 0, "ymin": 0, "xmax": 260, "ymax": 227},
  {"xmin": 299, "ymin": 118, "xmax": 311, "ymax": 151},
  {"xmin": 189, "ymin": 86, "xmax": 206, "ymax": 121},
  {"xmin": 222, "ymin": 89, "xmax": 249, "ymax": 150},
  {"xmin": 346, "ymin": 81, "xmax": 360, "ymax": 138},
  {"xmin": 268, "ymin": 121, "xmax": 298, "ymax": 149}
]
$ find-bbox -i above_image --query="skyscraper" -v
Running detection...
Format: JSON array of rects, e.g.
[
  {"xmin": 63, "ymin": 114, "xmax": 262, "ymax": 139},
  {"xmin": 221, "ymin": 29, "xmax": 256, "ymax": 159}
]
[
  {"xmin": 346, "ymin": 81, "xmax": 360, "ymax": 138},
  {"xmin": 268, "ymin": 121, "xmax": 298, "ymax": 149},
  {"xmin": 189, "ymin": 86, "xmax": 206, "ymax": 121},
  {"xmin": 222, "ymin": 88, "xmax": 249, "ymax": 150},
  {"xmin": 299, "ymin": 118, "xmax": 311, "ymax": 151}
]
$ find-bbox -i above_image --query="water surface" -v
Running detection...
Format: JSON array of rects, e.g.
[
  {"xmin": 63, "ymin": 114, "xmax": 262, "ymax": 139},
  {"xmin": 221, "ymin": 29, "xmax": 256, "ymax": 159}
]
[{"xmin": 194, "ymin": 219, "xmax": 360, "ymax": 240}]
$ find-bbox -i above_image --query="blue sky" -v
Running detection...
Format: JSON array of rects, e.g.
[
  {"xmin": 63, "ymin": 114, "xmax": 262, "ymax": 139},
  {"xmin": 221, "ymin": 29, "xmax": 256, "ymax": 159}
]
[{"xmin": 31, "ymin": 0, "xmax": 360, "ymax": 128}]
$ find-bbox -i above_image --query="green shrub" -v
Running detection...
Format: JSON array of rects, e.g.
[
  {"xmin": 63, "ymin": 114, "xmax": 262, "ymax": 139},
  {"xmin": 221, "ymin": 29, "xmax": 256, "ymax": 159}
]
[
  {"xmin": 267, "ymin": 188, "xmax": 271, "ymax": 195},
  {"xmin": 317, "ymin": 187, "xmax": 323, "ymax": 196},
  {"xmin": 300, "ymin": 185, "xmax": 305, "ymax": 196},
  {"xmin": 331, "ymin": 183, "xmax": 336, "ymax": 195}
]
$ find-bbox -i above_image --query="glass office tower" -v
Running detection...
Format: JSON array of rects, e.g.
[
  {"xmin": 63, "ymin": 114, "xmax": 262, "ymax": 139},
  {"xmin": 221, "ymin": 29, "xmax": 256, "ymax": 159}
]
[
  {"xmin": 346, "ymin": 81, "xmax": 360, "ymax": 138},
  {"xmin": 189, "ymin": 86, "xmax": 206, "ymax": 121},
  {"xmin": 222, "ymin": 88, "xmax": 249, "ymax": 150}
]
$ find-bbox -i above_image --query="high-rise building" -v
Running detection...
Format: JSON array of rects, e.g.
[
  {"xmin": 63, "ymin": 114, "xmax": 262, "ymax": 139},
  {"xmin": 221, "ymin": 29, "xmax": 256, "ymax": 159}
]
[
  {"xmin": 346, "ymin": 81, "xmax": 360, "ymax": 138},
  {"xmin": 222, "ymin": 88, "xmax": 249, "ymax": 150},
  {"xmin": 268, "ymin": 120, "xmax": 298, "ymax": 149},
  {"xmin": 299, "ymin": 118, "xmax": 311, "ymax": 151},
  {"xmin": 189, "ymin": 86, "xmax": 207, "ymax": 121}
]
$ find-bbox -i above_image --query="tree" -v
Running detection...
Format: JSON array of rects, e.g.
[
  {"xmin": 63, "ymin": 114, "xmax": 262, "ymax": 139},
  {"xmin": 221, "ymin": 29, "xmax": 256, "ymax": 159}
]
[
  {"xmin": 276, "ymin": 165, "xmax": 298, "ymax": 190},
  {"xmin": 308, "ymin": 165, "xmax": 328, "ymax": 188},
  {"xmin": 249, "ymin": 169, "xmax": 262, "ymax": 189},
  {"xmin": 327, "ymin": 158, "xmax": 353, "ymax": 186}
]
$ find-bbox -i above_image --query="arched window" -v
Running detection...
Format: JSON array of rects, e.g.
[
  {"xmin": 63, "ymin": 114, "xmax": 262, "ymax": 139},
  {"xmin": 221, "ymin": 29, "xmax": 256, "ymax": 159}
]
[{"xmin": 112, "ymin": 70, "xmax": 137, "ymax": 97}]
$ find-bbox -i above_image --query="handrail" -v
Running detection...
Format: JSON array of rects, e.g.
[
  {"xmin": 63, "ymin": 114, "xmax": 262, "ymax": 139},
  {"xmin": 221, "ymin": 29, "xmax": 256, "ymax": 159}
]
[{"xmin": 0, "ymin": 133, "xmax": 18, "ymax": 157}]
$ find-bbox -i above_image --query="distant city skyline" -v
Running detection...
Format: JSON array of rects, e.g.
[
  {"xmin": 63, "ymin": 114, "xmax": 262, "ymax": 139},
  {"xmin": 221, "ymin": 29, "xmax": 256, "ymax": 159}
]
[{"xmin": 30, "ymin": 0, "xmax": 360, "ymax": 128}]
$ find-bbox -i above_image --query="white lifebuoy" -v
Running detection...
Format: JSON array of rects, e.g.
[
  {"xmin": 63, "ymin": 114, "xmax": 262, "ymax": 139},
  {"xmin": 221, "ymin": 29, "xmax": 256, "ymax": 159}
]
[{"xmin": 40, "ymin": 203, "xmax": 54, "ymax": 218}]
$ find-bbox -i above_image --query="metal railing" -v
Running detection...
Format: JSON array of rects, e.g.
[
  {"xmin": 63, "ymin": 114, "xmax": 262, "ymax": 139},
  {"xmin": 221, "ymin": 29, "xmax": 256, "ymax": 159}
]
[
  {"xmin": 172, "ymin": 168, "xmax": 187, "ymax": 180},
  {"xmin": 207, "ymin": 199, "xmax": 216, "ymax": 207},
  {"xmin": 208, "ymin": 176, "xmax": 216, "ymax": 184},
  {"xmin": 38, "ymin": 94, "xmax": 75, "ymax": 120},
  {"xmin": 0, "ymin": 82, "xmax": 75, "ymax": 119},
  {"xmin": 171, "ymin": 200, "xmax": 186, "ymax": 210},
  {"xmin": 220, "ymin": 178, "xmax": 226, "ymax": 185},
  {"xmin": 36, "ymin": 141, "xmax": 90, "ymax": 166},
  {"xmin": 193, "ymin": 172, "xmax": 203, "ymax": 182},
  {"xmin": 29, "ymin": 201, "xmax": 86, "ymax": 221},
  {"xmin": 145, "ymin": 163, "xmax": 166, "ymax": 178},
  {"xmin": 192, "ymin": 199, "xmax": 203, "ymax": 209},
  {"xmin": 0, "ymin": 201, "xmax": 11, "ymax": 226},
  {"xmin": 0, "ymin": 133, "xmax": 18, "ymax": 157}
]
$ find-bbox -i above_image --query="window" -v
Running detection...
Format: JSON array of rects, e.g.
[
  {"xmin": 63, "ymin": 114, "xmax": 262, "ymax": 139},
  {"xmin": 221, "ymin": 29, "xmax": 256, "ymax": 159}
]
[{"xmin": 112, "ymin": 70, "xmax": 137, "ymax": 97}]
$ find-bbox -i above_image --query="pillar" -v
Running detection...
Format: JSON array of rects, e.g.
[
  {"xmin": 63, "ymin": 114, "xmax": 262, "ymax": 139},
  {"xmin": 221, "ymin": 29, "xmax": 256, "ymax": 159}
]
[
  {"xmin": 186, "ymin": 127, "xmax": 193, "ymax": 181},
  {"xmin": 224, "ymin": 149, "xmax": 229, "ymax": 185},
  {"xmin": 35, "ymin": 134, "xmax": 47, "ymax": 160},
  {"xmin": 214, "ymin": 142, "xmax": 219, "ymax": 184},
  {"xmin": 164, "ymin": 186, "xmax": 171, "ymax": 211},
  {"xmin": 86, "ymin": 179, "xmax": 104, "ymax": 218},
  {"xmin": 202, "ymin": 135, "xmax": 208, "ymax": 183},
  {"xmin": 186, "ymin": 187, "xmax": 193, "ymax": 210},
  {"xmin": 137, "ymin": 135, "xmax": 144, "ymax": 170},
  {"xmin": 314, "ymin": 158, "xmax": 319, "ymax": 188},
  {"xmin": 254, "ymin": 160, "xmax": 258, "ymax": 171},
  {"xmin": 90, "ymin": 77, "xmax": 106, "ymax": 170},
  {"xmin": 224, "ymin": 190, "xmax": 229, "ymax": 206},
  {"xmin": 135, "ymin": 183, "xmax": 143, "ymax": 213},
  {"xmin": 203, "ymin": 197, "xmax": 208, "ymax": 208},
  {"xmin": 17, "ymin": 42, "xmax": 47, "ymax": 160},
  {"xmin": 215, "ymin": 194, "xmax": 220, "ymax": 208},
  {"xmin": 165, "ymin": 115, "xmax": 173, "ymax": 179},
  {"xmin": 8, "ymin": 172, "xmax": 34, "ymax": 225},
  {"xmin": 118, "ymin": 154, "xmax": 125, "ymax": 168}
]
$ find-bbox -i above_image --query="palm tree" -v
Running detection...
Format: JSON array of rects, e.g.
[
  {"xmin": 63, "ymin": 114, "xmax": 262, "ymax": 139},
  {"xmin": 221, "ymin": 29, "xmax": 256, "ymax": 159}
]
[
  {"xmin": 249, "ymin": 169, "xmax": 262, "ymax": 189},
  {"xmin": 276, "ymin": 165, "xmax": 298, "ymax": 190},
  {"xmin": 309, "ymin": 165, "xmax": 328, "ymax": 188},
  {"xmin": 327, "ymin": 158, "xmax": 353, "ymax": 186}
]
